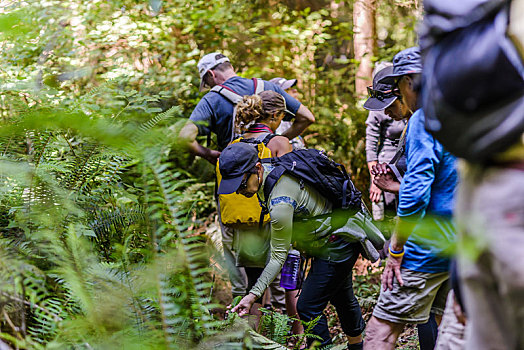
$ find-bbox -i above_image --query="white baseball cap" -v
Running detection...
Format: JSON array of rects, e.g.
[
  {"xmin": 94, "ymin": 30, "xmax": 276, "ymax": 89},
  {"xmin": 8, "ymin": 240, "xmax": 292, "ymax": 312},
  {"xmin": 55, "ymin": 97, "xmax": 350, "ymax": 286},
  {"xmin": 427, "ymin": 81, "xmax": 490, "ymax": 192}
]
[{"xmin": 197, "ymin": 52, "xmax": 230, "ymax": 91}]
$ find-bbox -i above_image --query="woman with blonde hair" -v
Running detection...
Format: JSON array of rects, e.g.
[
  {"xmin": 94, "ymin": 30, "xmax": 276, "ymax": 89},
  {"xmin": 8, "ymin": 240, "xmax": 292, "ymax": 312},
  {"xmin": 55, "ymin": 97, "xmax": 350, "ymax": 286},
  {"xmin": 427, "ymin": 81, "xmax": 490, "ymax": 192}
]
[
  {"xmin": 234, "ymin": 90, "xmax": 292, "ymax": 156},
  {"xmin": 225, "ymin": 91, "xmax": 305, "ymax": 341}
]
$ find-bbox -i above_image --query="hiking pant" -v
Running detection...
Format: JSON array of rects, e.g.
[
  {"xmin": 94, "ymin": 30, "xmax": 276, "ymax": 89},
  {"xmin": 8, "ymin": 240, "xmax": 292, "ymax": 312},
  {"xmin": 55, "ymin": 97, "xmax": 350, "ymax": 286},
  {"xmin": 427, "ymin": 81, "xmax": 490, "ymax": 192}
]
[
  {"xmin": 435, "ymin": 291, "xmax": 465, "ymax": 350},
  {"xmin": 456, "ymin": 164, "xmax": 524, "ymax": 350},
  {"xmin": 296, "ymin": 249, "xmax": 365, "ymax": 347},
  {"xmin": 217, "ymin": 200, "xmax": 247, "ymax": 298}
]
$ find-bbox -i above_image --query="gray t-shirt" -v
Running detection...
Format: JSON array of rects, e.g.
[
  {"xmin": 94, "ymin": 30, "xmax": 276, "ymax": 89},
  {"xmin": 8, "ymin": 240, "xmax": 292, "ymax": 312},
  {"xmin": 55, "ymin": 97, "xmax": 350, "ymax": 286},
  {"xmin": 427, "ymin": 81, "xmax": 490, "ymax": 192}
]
[{"xmin": 365, "ymin": 111, "xmax": 406, "ymax": 163}]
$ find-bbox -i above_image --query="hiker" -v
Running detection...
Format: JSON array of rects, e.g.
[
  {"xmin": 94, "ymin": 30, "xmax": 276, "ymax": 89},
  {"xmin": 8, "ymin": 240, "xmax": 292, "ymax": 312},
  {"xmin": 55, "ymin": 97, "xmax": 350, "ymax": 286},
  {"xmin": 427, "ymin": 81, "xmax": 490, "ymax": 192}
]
[
  {"xmin": 363, "ymin": 47, "xmax": 458, "ymax": 350},
  {"xmin": 226, "ymin": 91, "xmax": 291, "ymax": 315},
  {"xmin": 221, "ymin": 144, "xmax": 385, "ymax": 349},
  {"xmin": 179, "ymin": 52, "xmax": 315, "ymax": 299},
  {"xmin": 365, "ymin": 63, "xmax": 442, "ymax": 350},
  {"xmin": 420, "ymin": 1, "xmax": 524, "ymax": 348},
  {"xmin": 364, "ymin": 62, "xmax": 406, "ymax": 223},
  {"xmin": 180, "ymin": 52, "xmax": 315, "ymax": 163},
  {"xmin": 270, "ymin": 77, "xmax": 306, "ymax": 149}
]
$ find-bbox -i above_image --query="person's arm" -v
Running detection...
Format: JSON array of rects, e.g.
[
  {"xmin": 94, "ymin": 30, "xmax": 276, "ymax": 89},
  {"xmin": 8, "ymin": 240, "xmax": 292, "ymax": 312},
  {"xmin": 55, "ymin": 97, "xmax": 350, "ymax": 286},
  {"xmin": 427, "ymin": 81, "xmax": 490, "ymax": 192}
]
[
  {"xmin": 179, "ymin": 121, "xmax": 221, "ymax": 165},
  {"xmin": 280, "ymin": 104, "xmax": 315, "ymax": 140},
  {"xmin": 381, "ymin": 218, "xmax": 417, "ymax": 290},
  {"xmin": 268, "ymin": 83, "xmax": 314, "ymax": 140},
  {"xmin": 179, "ymin": 97, "xmax": 221, "ymax": 165},
  {"xmin": 231, "ymin": 199, "xmax": 294, "ymax": 316},
  {"xmin": 267, "ymin": 135, "xmax": 292, "ymax": 157}
]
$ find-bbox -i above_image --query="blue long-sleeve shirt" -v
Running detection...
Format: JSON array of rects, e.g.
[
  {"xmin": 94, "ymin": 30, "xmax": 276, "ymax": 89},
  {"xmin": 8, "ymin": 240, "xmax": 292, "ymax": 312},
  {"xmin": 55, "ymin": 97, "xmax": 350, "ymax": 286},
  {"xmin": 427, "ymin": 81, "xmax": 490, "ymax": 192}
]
[{"xmin": 397, "ymin": 109, "xmax": 458, "ymax": 273}]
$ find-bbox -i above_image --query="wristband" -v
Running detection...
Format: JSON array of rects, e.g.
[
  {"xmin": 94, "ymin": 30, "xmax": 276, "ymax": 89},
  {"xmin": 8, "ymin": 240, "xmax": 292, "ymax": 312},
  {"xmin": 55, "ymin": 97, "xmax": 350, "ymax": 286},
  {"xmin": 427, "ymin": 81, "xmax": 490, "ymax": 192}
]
[{"xmin": 388, "ymin": 245, "xmax": 405, "ymax": 258}]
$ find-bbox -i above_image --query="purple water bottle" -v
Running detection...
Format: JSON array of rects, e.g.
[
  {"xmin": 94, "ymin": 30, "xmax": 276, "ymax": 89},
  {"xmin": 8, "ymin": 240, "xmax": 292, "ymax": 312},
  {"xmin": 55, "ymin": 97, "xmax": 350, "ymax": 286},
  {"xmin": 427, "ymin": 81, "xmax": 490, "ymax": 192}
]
[{"xmin": 280, "ymin": 249, "xmax": 301, "ymax": 290}]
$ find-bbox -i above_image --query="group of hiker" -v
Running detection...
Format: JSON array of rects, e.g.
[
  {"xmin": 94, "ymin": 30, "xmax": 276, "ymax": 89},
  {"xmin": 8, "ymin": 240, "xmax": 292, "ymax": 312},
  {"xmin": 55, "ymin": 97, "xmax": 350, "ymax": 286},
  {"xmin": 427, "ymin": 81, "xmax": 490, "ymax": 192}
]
[{"xmin": 180, "ymin": 1, "xmax": 523, "ymax": 348}]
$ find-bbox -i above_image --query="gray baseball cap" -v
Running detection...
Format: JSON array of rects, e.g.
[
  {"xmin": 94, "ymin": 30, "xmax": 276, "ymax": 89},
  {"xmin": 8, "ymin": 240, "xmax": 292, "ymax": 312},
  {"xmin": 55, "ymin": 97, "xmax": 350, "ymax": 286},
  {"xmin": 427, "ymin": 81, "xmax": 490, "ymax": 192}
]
[
  {"xmin": 270, "ymin": 77, "xmax": 297, "ymax": 90},
  {"xmin": 197, "ymin": 52, "xmax": 230, "ymax": 91}
]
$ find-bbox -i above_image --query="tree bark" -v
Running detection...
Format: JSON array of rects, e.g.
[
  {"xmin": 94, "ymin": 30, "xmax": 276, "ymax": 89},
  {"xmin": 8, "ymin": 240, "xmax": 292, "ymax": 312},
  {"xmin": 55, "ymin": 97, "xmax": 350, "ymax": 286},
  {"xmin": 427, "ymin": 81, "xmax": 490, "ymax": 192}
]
[{"xmin": 353, "ymin": 0, "xmax": 376, "ymax": 97}]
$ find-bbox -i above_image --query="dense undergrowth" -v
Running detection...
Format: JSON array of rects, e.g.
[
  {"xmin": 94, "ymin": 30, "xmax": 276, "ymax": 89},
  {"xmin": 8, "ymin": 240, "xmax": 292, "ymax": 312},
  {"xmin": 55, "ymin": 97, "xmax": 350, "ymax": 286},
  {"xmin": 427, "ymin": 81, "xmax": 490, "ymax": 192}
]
[{"xmin": 0, "ymin": 0, "xmax": 418, "ymax": 348}]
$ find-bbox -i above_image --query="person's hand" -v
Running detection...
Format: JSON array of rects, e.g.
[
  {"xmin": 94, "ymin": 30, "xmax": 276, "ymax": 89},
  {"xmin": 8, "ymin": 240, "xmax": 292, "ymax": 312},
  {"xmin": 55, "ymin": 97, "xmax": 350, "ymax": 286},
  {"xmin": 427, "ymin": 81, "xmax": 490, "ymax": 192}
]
[
  {"xmin": 204, "ymin": 149, "xmax": 221, "ymax": 165},
  {"xmin": 374, "ymin": 173, "xmax": 401, "ymax": 194},
  {"xmin": 371, "ymin": 162, "xmax": 391, "ymax": 177},
  {"xmin": 369, "ymin": 181, "xmax": 382, "ymax": 203},
  {"xmin": 382, "ymin": 249, "xmax": 404, "ymax": 291},
  {"xmin": 229, "ymin": 293, "xmax": 257, "ymax": 317}
]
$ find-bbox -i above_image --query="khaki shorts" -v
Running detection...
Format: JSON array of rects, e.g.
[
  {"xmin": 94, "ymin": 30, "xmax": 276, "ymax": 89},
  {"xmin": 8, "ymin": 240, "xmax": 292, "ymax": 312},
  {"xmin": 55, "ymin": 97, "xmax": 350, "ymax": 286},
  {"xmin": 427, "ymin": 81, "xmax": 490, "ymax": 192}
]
[{"xmin": 372, "ymin": 267, "xmax": 450, "ymax": 324}]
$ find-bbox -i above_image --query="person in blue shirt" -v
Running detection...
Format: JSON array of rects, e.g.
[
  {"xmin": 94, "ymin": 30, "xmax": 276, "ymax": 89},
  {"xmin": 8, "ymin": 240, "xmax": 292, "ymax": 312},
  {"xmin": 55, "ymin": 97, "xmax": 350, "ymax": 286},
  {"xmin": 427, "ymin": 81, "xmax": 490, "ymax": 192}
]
[
  {"xmin": 178, "ymin": 52, "xmax": 316, "ymax": 300},
  {"xmin": 363, "ymin": 47, "xmax": 458, "ymax": 350},
  {"xmin": 179, "ymin": 52, "xmax": 315, "ymax": 162}
]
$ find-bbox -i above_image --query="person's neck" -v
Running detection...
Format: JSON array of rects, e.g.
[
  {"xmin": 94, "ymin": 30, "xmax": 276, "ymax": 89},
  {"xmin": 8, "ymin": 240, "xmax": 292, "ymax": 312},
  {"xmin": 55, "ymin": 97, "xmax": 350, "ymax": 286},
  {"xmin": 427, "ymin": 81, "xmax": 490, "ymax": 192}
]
[
  {"xmin": 216, "ymin": 71, "xmax": 237, "ymax": 85},
  {"xmin": 247, "ymin": 122, "xmax": 274, "ymax": 133}
]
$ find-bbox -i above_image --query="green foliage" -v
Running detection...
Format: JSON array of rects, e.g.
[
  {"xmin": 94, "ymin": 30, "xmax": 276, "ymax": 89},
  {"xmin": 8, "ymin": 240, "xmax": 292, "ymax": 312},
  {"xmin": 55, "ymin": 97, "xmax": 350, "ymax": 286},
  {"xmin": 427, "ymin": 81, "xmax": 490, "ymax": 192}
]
[
  {"xmin": 258, "ymin": 308, "xmax": 292, "ymax": 346},
  {"xmin": 354, "ymin": 264, "xmax": 383, "ymax": 313},
  {"xmin": 0, "ymin": 0, "xmax": 419, "ymax": 348}
]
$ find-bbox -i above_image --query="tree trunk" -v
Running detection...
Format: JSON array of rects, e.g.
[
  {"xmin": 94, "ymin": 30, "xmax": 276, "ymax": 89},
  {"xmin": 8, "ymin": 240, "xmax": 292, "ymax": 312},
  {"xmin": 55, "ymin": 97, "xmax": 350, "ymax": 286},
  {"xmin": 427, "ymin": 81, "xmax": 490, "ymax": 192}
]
[{"xmin": 353, "ymin": 0, "xmax": 376, "ymax": 97}]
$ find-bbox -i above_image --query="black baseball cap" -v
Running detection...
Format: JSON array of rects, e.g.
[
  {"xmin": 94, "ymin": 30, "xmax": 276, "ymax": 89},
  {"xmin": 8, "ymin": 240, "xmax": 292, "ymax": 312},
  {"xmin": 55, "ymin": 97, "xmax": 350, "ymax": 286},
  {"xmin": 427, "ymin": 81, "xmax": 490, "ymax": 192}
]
[
  {"xmin": 217, "ymin": 142, "xmax": 259, "ymax": 195},
  {"xmin": 379, "ymin": 47, "xmax": 422, "ymax": 85},
  {"xmin": 363, "ymin": 66, "xmax": 397, "ymax": 111}
]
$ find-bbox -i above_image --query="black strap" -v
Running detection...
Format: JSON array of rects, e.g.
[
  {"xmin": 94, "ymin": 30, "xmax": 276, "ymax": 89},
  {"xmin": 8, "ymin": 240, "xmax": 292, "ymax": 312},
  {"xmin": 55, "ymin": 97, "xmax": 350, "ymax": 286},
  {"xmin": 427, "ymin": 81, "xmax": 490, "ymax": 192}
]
[
  {"xmin": 389, "ymin": 128, "xmax": 407, "ymax": 165},
  {"xmin": 342, "ymin": 179, "xmax": 348, "ymax": 209},
  {"xmin": 257, "ymin": 192, "xmax": 269, "ymax": 229},
  {"xmin": 263, "ymin": 164, "xmax": 287, "ymax": 201}
]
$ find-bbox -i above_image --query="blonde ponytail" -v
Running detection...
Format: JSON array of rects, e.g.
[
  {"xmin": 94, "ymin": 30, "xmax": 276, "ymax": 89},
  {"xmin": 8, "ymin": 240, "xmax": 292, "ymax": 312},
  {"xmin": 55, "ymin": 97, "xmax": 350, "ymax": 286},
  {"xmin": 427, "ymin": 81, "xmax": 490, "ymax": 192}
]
[
  {"xmin": 235, "ymin": 95, "xmax": 264, "ymax": 134},
  {"xmin": 234, "ymin": 90, "xmax": 286, "ymax": 134}
]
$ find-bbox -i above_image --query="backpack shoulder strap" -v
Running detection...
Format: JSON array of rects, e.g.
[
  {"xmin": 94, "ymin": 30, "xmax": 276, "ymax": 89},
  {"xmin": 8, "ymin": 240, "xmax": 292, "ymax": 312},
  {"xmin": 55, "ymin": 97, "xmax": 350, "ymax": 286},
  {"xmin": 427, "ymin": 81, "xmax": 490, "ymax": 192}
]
[
  {"xmin": 211, "ymin": 85, "xmax": 243, "ymax": 105},
  {"xmin": 261, "ymin": 133, "xmax": 276, "ymax": 145},
  {"xmin": 263, "ymin": 164, "xmax": 288, "ymax": 202},
  {"xmin": 253, "ymin": 78, "xmax": 265, "ymax": 95}
]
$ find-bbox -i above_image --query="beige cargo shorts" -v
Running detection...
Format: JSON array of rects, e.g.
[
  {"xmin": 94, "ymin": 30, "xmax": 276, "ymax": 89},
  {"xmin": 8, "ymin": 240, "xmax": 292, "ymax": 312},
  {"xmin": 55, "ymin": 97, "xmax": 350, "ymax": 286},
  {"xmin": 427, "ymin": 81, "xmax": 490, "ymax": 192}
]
[{"xmin": 372, "ymin": 267, "xmax": 450, "ymax": 324}]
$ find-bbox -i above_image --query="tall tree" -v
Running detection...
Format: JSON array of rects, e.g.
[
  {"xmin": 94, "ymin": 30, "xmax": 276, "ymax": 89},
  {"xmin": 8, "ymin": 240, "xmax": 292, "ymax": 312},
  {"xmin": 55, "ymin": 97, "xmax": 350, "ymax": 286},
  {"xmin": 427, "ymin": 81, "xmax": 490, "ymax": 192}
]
[{"xmin": 353, "ymin": 0, "xmax": 376, "ymax": 96}]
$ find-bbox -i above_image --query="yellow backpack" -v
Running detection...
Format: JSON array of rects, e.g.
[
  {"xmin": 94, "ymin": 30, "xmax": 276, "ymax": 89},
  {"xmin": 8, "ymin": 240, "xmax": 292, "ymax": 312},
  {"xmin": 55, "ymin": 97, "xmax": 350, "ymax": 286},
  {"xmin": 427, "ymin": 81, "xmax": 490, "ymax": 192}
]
[{"xmin": 216, "ymin": 135, "xmax": 274, "ymax": 227}]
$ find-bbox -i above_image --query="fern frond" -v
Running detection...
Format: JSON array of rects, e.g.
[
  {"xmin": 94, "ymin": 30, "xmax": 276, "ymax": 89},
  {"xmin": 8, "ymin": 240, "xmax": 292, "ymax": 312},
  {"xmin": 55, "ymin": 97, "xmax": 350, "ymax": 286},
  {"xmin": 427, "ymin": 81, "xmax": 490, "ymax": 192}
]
[{"xmin": 137, "ymin": 106, "xmax": 180, "ymax": 136}]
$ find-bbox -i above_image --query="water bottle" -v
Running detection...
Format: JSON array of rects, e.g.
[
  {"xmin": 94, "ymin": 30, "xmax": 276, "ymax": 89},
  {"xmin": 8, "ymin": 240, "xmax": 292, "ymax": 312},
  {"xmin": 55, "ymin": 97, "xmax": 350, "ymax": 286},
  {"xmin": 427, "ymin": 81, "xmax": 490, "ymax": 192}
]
[
  {"xmin": 280, "ymin": 249, "xmax": 301, "ymax": 290},
  {"xmin": 372, "ymin": 199, "xmax": 384, "ymax": 221}
]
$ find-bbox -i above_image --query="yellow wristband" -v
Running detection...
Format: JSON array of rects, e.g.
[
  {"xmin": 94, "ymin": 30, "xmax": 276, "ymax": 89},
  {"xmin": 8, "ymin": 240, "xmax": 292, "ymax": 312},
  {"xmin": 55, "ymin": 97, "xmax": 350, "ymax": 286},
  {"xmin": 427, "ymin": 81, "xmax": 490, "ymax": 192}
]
[{"xmin": 388, "ymin": 245, "xmax": 405, "ymax": 258}]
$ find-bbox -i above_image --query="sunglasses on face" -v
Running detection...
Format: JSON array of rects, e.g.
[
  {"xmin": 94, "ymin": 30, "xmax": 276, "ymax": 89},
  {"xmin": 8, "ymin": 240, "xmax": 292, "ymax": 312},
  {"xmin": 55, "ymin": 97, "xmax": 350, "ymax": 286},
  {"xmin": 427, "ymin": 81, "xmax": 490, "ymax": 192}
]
[{"xmin": 367, "ymin": 86, "xmax": 400, "ymax": 100}]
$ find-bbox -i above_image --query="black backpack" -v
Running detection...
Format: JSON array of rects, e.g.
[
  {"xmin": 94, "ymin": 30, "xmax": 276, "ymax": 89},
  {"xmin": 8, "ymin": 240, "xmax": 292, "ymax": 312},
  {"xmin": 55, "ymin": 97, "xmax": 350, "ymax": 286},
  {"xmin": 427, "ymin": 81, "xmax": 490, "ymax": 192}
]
[
  {"xmin": 260, "ymin": 149, "xmax": 362, "ymax": 213},
  {"xmin": 420, "ymin": 0, "xmax": 524, "ymax": 163}
]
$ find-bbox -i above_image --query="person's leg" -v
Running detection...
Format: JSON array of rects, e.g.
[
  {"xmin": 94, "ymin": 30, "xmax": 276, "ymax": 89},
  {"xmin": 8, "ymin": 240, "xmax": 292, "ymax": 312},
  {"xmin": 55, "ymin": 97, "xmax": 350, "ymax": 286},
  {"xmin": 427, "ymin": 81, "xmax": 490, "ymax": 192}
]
[
  {"xmin": 244, "ymin": 267, "xmax": 265, "ymax": 328},
  {"xmin": 456, "ymin": 165, "xmax": 524, "ymax": 350},
  {"xmin": 418, "ymin": 279, "xmax": 451, "ymax": 349},
  {"xmin": 285, "ymin": 289, "xmax": 304, "ymax": 335},
  {"xmin": 268, "ymin": 276, "xmax": 286, "ymax": 311},
  {"xmin": 366, "ymin": 267, "xmax": 449, "ymax": 348},
  {"xmin": 417, "ymin": 313, "xmax": 438, "ymax": 350},
  {"xmin": 435, "ymin": 291, "xmax": 466, "ymax": 350},
  {"xmin": 296, "ymin": 258, "xmax": 343, "ymax": 347},
  {"xmin": 217, "ymin": 204, "xmax": 247, "ymax": 298},
  {"xmin": 363, "ymin": 316, "xmax": 404, "ymax": 350},
  {"xmin": 329, "ymin": 255, "xmax": 365, "ymax": 348}
]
